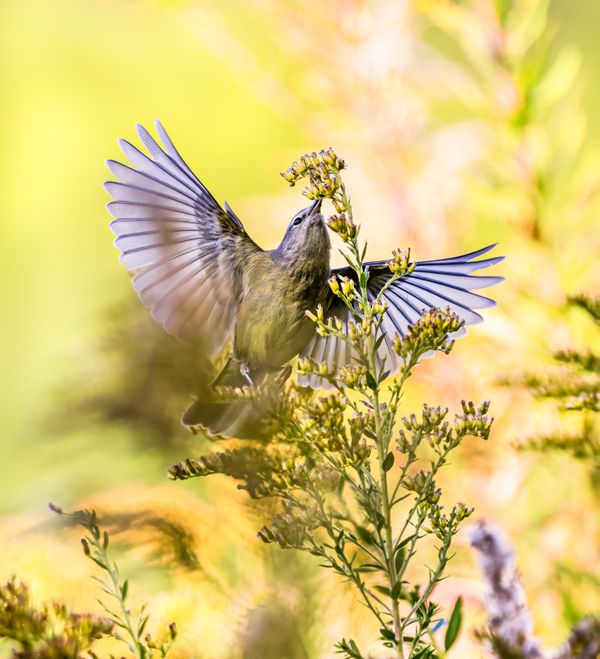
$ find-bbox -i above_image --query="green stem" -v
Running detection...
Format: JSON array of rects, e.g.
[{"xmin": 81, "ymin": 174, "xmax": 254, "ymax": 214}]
[
  {"xmin": 107, "ymin": 563, "xmax": 146, "ymax": 659},
  {"xmin": 354, "ymin": 235, "xmax": 404, "ymax": 659},
  {"xmin": 371, "ymin": 343, "xmax": 404, "ymax": 659},
  {"xmin": 87, "ymin": 533, "xmax": 146, "ymax": 659}
]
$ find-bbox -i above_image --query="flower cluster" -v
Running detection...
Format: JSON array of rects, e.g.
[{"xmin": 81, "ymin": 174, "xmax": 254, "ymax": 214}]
[
  {"xmin": 0, "ymin": 576, "xmax": 112, "ymax": 657},
  {"xmin": 257, "ymin": 501, "xmax": 320, "ymax": 550},
  {"xmin": 428, "ymin": 502, "xmax": 474, "ymax": 542},
  {"xmin": 454, "ymin": 400, "xmax": 493, "ymax": 441},
  {"xmin": 394, "ymin": 307, "xmax": 464, "ymax": 364},
  {"xmin": 402, "ymin": 470, "xmax": 441, "ymax": 504},
  {"xmin": 327, "ymin": 212, "xmax": 358, "ymax": 242},
  {"xmin": 281, "ymin": 148, "xmax": 352, "ymax": 216},
  {"xmin": 281, "ymin": 148, "xmax": 344, "ymax": 185},
  {"xmin": 388, "ymin": 248, "xmax": 415, "ymax": 277},
  {"xmin": 167, "ymin": 445, "xmax": 305, "ymax": 498}
]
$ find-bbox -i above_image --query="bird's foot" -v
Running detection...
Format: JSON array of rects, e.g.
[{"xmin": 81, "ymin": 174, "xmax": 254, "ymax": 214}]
[{"xmin": 239, "ymin": 362, "xmax": 254, "ymax": 387}]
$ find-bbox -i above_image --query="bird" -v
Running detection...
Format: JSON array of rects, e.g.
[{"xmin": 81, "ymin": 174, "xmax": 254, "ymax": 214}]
[{"xmin": 104, "ymin": 120, "xmax": 504, "ymax": 434}]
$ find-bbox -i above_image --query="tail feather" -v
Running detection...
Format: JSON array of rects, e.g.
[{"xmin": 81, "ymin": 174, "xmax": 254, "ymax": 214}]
[
  {"xmin": 182, "ymin": 365, "xmax": 292, "ymax": 438},
  {"xmin": 181, "ymin": 398, "xmax": 256, "ymax": 437}
]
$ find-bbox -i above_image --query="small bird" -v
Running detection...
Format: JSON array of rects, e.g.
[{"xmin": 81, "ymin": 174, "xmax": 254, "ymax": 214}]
[{"xmin": 105, "ymin": 121, "xmax": 503, "ymax": 433}]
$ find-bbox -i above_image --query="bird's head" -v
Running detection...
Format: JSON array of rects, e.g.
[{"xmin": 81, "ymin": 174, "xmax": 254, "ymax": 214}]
[{"xmin": 277, "ymin": 199, "xmax": 330, "ymax": 265}]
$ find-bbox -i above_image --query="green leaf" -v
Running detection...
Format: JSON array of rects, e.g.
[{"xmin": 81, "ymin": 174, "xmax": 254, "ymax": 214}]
[
  {"xmin": 138, "ymin": 614, "xmax": 150, "ymax": 636},
  {"xmin": 356, "ymin": 564, "xmax": 381, "ymax": 573},
  {"xmin": 103, "ymin": 530, "xmax": 109, "ymax": 550},
  {"xmin": 120, "ymin": 579, "xmax": 129, "ymax": 601},
  {"xmin": 365, "ymin": 371, "xmax": 377, "ymax": 390},
  {"xmin": 394, "ymin": 547, "xmax": 406, "ymax": 573},
  {"xmin": 395, "ymin": 534, "xmax": 416, "ymax": 552},
  {"xmin": 390, "ymin": 582, "xmax": 401, "ymax": 600},
  {"xmin": 444, "ymin": 596, "xmax": 463, "ymax": 651},
  {"xmin": 379, "ymin": 627, "xmax": 396, "ymax": 641},
  {"xmin": 335, "ymin": 637, "xmax": 364, "ymax": 659},
  {"xmin": 355, "ymin": 526, "xmax": 376, "ymax": 546},
  {"xmin": 382, "ymin": 452, "xmax": 395, "ymax": 472},
  {"xmin": 379, "ymin": 370, "xmax": 391, "ymax": 384},
  {"xmin": 374, "ymin": 585, "xmax": 392, "ymax": 597}
]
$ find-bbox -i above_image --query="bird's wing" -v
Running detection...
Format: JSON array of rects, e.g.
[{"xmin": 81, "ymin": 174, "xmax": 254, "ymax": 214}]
[
  {"xmin": 105, "ymin": 120, "xmax": 261, "ymax": 355},
  {"xmin": 298, "ymin": 244, "xmax": 504, "ymax": 388}
]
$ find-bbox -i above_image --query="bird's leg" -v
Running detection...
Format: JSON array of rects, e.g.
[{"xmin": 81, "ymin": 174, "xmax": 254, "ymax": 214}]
[{"xmin": 239, "ymin": 362, "xmax": 254, "ymax": 387}]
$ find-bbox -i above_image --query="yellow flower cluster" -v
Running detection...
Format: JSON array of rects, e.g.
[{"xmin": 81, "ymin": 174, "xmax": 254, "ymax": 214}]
[
  {"xmin": 280, "ymin": 148, "xmax": 344, "ymax": 186},
  {"xmin": 327, "ymin": 213, "xmax": 358, "ymax": 242},
  {"xmin": 388, "ymin": 248, "xmax": 415, "ymax": 276}
]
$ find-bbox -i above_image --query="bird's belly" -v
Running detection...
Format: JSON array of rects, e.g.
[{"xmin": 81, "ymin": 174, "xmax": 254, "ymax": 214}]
[{"xmin": 234, "ymin": 285, "xmax": 318, "ymax": 370}]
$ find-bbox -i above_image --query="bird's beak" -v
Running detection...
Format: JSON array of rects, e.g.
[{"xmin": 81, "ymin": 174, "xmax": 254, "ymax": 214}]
[{"xmin": 308, "ymin": 198, "xmax": 322, "ymax": 216}]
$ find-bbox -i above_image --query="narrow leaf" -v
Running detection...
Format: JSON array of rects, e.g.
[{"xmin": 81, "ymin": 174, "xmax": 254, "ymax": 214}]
[
  {"xmin": 379, "ymin": 627, "xmax": 396, "ymax": 641},
  {"xmin": 382, "ymin": 452, "xmax": 395, "ymax": 472},
  {"xmin": 394, "ymin": 548, "xmax": 405, "ymax": 574},
  {"xmin": 444, "ymin": 596, "xmax": 463, "ymax": 651},
  {"xmin": 374, "ymin": 585, "xmax": 392, "ymax": 597},
  {"xmin": 120, "ymin": 579, "xmax": 129, "ymax": 601}
]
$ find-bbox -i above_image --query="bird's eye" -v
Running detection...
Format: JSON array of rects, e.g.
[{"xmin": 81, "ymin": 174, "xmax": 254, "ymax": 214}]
[{"xmin": 292, "ymin": 215, "xmax": 303, "ymax": 226}]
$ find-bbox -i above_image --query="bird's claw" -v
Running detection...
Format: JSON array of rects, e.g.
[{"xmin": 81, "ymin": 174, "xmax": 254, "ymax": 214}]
[{"xmin": 239, "ymin": 362, "xmax": 254, "ymax": 387}]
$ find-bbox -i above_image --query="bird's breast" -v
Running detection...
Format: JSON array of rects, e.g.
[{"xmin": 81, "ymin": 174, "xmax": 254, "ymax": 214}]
[{"xmin": 234, "ymin": 259, "xmax": 330, "ymax": 369}]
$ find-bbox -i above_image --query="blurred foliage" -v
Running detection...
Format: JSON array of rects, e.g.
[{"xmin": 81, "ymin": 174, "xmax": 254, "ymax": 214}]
[
  {"xmin": 499, "ymin": 291, "xmax": 599, "ymax": 636},
  {"xmin": 0, "ymin": 576, "xmax": 111, "ymax": 658},
  {"xmin": 51, "ymin": 505, "xmax": 203, "ymax": 574},
  {"xmin": 419, "ymin": 0, "xmax": 598, "ymax": 244},
  {"xmin": 52, "ymin": 302, "xmax": 217, "ymax": 451},
  {"xmin": 470, "ymin": 522, "xmax": 600, "ymax": 659},
  {"xmin": 508, "ymin": 293, "xmax": 599, "ymax": 477}
]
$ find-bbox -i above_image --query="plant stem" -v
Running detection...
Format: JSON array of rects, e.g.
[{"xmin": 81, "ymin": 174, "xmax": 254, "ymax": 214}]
[
  {"xmin": 371, "ymin": 348, "xmax": 404, "ymax": 659},
  {"xmin": 355, "ymin": 232, "xmax": 404, "ymax": 659},
  {"xmin": 97, "ymin": 544, "xmax": 146, "ymax": 659}
]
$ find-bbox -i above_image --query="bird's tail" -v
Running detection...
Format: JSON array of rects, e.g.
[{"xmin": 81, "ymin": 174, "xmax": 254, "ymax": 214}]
[
  {"xmin": 181, "ymin": 363, "xmax": 291, "ymax": 438},
  {"xmin": 181, "ymin": 397, "xmax": 258, "ymax": 437}
]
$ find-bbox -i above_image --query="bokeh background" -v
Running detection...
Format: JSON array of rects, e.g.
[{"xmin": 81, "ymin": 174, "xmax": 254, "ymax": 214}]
[{"xmin": 1, "ymin": 0, "xmax": 599, "ymax": 656}]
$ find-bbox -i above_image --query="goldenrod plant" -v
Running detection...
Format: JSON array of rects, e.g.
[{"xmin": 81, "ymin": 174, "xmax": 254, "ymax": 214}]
[{"xmin": 169, "ymin": 152, "xmax": 496, "ymax": 658}]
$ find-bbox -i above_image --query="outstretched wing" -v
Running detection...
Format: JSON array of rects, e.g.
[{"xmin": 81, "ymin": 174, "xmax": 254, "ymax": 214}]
[
  {"xmin": 299, "ymin": 244, "xmax": 504, "ymax": 387},
  {"xmin": 104, "ymin": 120, "xmax": 261, "ymax": 355}
]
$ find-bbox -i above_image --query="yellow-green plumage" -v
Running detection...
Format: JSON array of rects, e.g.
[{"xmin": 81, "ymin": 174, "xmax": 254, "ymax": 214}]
[{"xmin": 215, "ymin": 202, "xmax": 331, "ymax": 388}]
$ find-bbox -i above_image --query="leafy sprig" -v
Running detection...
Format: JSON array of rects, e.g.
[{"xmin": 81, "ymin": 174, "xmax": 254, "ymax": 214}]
[{"xmin": 50, "ymin": 504, "xmax": 177, "ymax": 659}]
